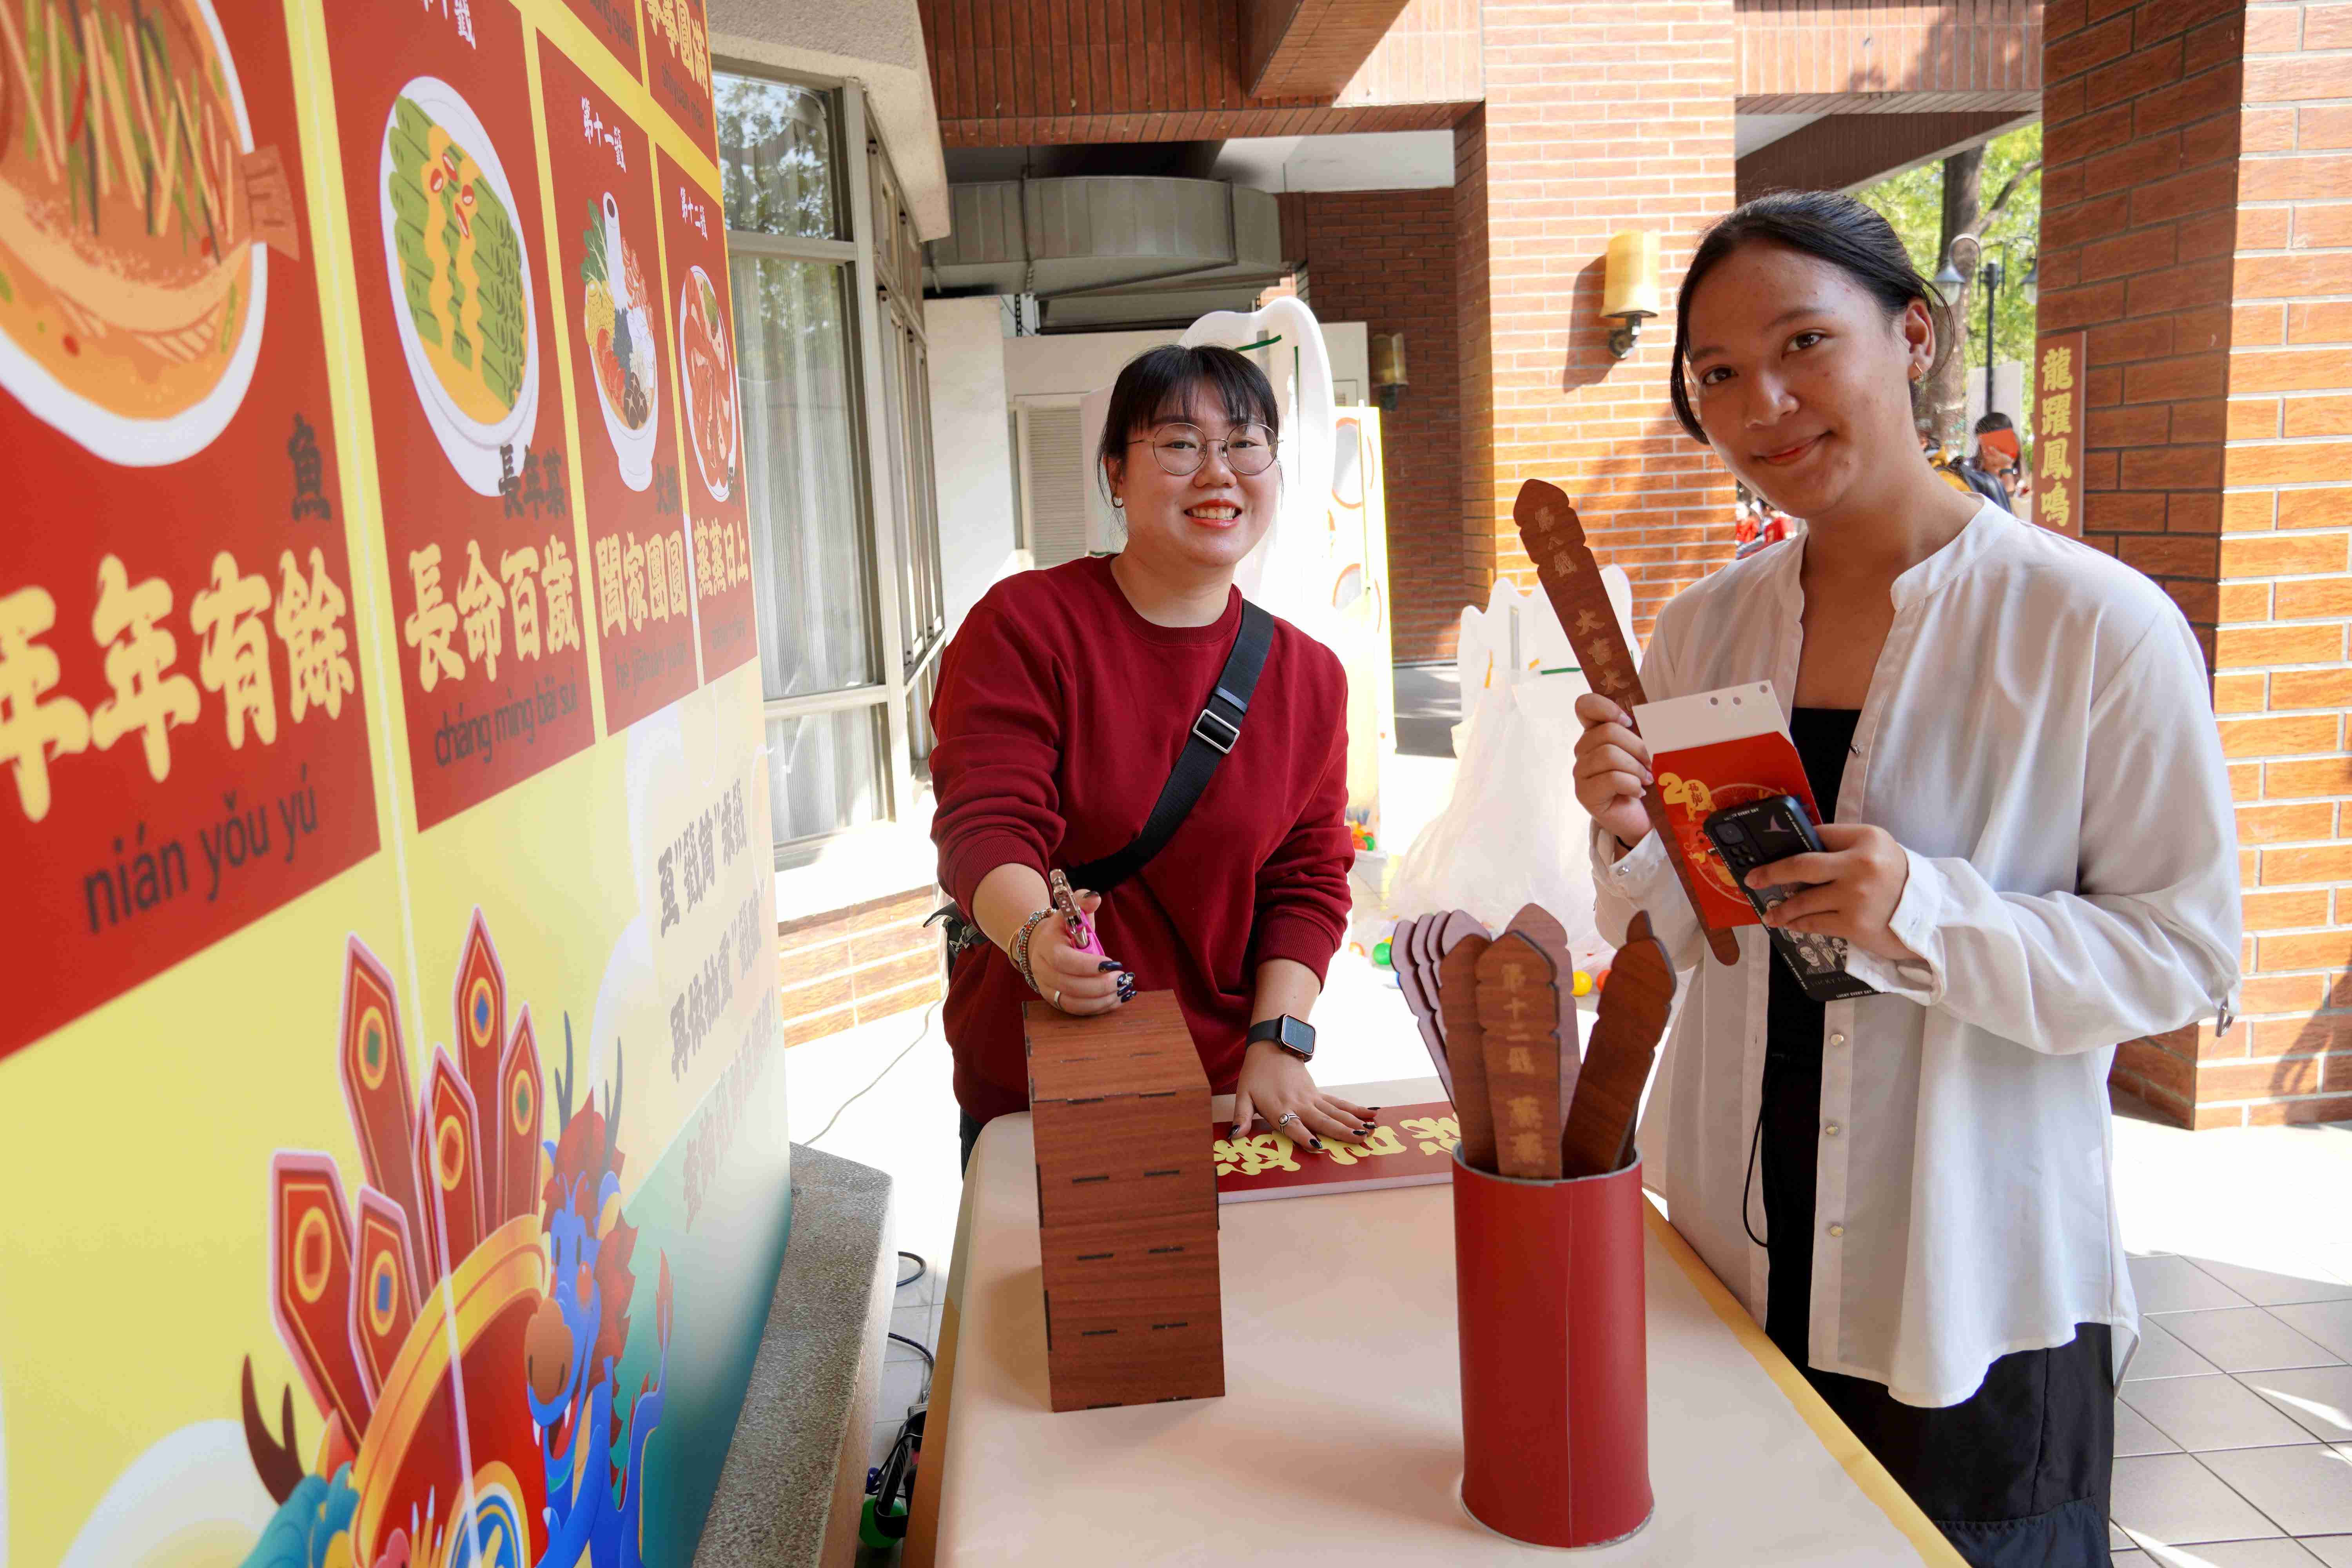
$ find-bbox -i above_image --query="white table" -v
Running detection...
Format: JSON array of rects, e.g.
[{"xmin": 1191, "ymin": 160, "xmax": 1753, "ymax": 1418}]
[{"xmin": 904, "ymin": 1076, "xmax": 1963, "ymax": 1565}]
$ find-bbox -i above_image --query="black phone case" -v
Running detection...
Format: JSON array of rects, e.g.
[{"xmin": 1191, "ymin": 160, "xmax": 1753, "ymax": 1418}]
[{"xmin": 1702, "ymin": 797, "xmax": 1878, "ymax": 1002}]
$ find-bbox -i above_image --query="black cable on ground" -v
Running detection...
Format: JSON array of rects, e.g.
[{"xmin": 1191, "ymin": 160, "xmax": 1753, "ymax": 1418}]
[
  {"xmin": 887, "ymin": 1331, "xmax": 935, "ymax": 1372},
  {"xmin": 897, "ymin": 1250, "xmax": 927, "ymax": 1290}
]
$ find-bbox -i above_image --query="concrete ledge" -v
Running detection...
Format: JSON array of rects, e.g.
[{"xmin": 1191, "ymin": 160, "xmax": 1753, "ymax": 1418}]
[{"xmin": 696, "ymin": 1144, "xmax": 895, "ymax": 1568}]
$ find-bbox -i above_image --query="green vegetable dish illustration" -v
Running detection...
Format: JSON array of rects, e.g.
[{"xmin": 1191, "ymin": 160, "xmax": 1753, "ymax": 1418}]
[{"xmin": 385, "ymin": 94, "xmax": 527, "ymax": 426}]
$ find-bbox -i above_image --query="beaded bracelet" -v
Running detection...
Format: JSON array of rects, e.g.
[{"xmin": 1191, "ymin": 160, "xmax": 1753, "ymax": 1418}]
[{"xmin": 1009, "ymin": 908, "xmax": 1056, "ymax": 995}]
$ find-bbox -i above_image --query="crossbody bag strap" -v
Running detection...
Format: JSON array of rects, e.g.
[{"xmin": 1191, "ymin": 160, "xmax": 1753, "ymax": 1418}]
[{"xmin": 1064, "ymin": 599, "xmax": 1275, "ymax": 895}]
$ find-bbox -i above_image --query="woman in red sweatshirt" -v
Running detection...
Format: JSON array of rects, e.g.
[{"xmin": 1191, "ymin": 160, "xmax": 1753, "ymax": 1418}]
[{"xmin": 929, "ymin": 344, "xmax": 1366, "ymax": 1170}]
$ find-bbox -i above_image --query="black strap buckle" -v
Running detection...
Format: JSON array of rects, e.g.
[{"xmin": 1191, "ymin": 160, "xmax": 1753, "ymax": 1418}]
[{"xmin": 1191, "ymin": 706, "xmax": 1240, "ymax": 754}]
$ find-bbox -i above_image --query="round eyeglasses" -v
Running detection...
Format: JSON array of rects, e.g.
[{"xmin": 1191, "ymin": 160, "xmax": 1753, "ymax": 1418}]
[{"xmin": 1128, "ymin": 422, "xmax": 1278, "ymax": 477}]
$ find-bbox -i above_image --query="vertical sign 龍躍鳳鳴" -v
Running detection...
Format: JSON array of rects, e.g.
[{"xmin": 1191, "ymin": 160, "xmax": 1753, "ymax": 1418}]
[{"xmin": 2032, "ymin": 331, "xmax": 2088, "ymax": 538}]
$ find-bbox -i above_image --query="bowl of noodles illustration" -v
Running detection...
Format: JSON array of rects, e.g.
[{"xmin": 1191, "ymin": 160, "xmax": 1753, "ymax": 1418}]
[
  {"xmin": 677, "ymin": 264, "xmax": 737, "ymax": 504},
  {"xmin": 377, "ymin": 78, "xmax": 539, "ymax": 497},
  {"xmin": 0, "ymin": 0, "xmax": 268, "ymax": 466},
  {"xmin": 581, "ymin": 191, "xmax": 657, "ymax": 491}
]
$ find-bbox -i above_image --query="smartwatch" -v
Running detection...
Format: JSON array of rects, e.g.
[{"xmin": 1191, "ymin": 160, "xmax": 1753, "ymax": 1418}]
[{"xmin": 1246, "ymin": 1014, "xmax": 1316, "ymax": 1063}]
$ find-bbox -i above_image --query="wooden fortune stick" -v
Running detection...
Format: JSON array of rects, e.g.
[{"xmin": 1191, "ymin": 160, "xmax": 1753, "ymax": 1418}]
[
  {"xmin": 1512, "ymin": 478, "xmax": 1741, "ymax": 967},
  {"xmin": 1474, "ymin": 906, "xmax": 1577, "ymax": 1180},
  {"xmin": 1559, "ymin": 912, "xmax": 1678, "ymax": 1179},
  {"xmin": 1435, "ymin": 918, "xmax": 1497, "ymax": 1171}
]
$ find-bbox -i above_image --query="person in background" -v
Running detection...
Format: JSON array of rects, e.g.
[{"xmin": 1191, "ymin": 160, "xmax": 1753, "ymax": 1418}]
[
  {"xmin": 1972, "ymin": 411, "xmax": 2034, "ymax": 514},
  {"xmin": 926, "ymin": 345, "xmax": 1367, "ymax": 1174},
  {"xmin": 1574, "ymin": 189, "xmax": 2240, "ymax": 1564},
  {"xmin": 1920, "ymin": 416, "xmax": 2009, "ymax": 508}
]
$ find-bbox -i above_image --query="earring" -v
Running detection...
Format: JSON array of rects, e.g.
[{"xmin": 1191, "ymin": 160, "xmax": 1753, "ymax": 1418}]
[
  {"xmin": 1909, "ymin": 363, "xmax": 1924, "ymax": 383},
  {"xmin": 1112, "ymin": 495, "xmax": 1125, "ymax": 510}
]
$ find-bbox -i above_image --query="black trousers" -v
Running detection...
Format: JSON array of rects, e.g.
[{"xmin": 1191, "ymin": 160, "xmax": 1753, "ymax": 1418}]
[
  {"xmin": 958, "ymin": 1109, "xmax": 985, "ymax": 1174},
  {"xmin": 1762, "ymin": 962, "xmax": 2114, "ymax": 1567}
]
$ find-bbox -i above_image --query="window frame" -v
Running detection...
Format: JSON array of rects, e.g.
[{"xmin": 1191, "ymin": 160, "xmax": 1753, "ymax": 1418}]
[{"xmin": 714, "ymin": 62, "xmax": 946, "ymax": 863}]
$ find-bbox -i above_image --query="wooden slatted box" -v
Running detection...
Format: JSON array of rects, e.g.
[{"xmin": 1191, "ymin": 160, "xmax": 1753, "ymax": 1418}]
[{"xmin": 1026, "ymin": 989, "xmax": 1225, "ymax": 1412}]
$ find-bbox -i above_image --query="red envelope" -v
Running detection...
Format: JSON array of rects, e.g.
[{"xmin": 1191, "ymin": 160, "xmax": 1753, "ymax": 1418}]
[{"xmin": 1631, "ymin": 682, "xmax": 1822, "ymax": 930}]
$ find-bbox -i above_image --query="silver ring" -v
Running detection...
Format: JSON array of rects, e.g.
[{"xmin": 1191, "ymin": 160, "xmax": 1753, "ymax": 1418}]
[
  {"xmin": 1053, "ymin": 989, "xmax": 1063, "ymax": 1007},
  {"xmin": 1276, "ymin": 1112, "xmax": 1300, "ymax": 1128}
]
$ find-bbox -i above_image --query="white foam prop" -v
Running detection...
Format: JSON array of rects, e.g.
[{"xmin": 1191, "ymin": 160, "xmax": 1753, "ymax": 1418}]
[{"xmin": 1079, "ymin": 296, "xmax": 1337, "ymax": 625}]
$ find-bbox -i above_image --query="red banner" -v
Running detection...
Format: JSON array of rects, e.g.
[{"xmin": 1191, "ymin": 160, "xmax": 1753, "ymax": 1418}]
[
  {"xmin": 321, "ymin": 0, "xmax": 599, "ymax": 828},
  {"xmin": 0, "ymin": 0, "xmax": 379, "ymax": 1061},
  {"xmin": 641, "ymin": 0, "xmax": 716, "ymax": 160},
  {"xmin": 555, "ymin": 0, "xmax": 643, "ymax": 77},
  {"xmin": 656, "ymin": 148, "xmax": 756, "ymax": 679},
  {"xmin": 540, "ymin": 45, "xmax": 702, "ymax": 731}
]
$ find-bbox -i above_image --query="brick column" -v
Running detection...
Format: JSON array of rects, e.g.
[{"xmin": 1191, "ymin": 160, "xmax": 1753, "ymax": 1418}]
[
  {"xmin": 2045, "ymin": 0, "xmax": 2352, "ymax": 1126},
  {"xmin": 1460, "ymin": 1, "xmax": 1739, "ymax": 636},
  {"xmin": 2205, "ymin": 0, "xmax": 2352, "ymax": 1126},
  {"xmin": 1281, "ymin": 188, "xmax": 1468, "ymax": 663}
]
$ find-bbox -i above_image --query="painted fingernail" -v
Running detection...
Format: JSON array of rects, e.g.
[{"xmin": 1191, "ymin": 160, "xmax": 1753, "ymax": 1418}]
[
  {"xmin": 1098, "ymin": 959, "xmax": 1121, "ymax": 972},
  {"xmin": 1308, "ymin": 1136, "xmax": 1327, "ymax": 1152}
]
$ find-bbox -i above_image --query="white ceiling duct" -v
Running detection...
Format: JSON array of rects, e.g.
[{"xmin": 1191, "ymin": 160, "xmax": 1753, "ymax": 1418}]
[{"xmin": 927, "ymin": 177, "xmax": 1287, "ymax": 303}]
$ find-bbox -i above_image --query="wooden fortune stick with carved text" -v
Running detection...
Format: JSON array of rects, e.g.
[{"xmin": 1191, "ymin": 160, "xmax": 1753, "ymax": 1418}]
[{"xmin": 1512, "ymin": 479, "xmax": 1740, "ymax": 966}]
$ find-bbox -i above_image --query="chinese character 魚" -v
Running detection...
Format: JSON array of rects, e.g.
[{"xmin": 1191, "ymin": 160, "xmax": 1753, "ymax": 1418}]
[{"xmin": 288, "ymin": 413, "xmax": 333, "ymax": 522}]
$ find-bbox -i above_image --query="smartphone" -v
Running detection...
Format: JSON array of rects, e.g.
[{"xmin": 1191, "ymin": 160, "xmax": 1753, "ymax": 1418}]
[{"xmin": 1702, "ymin": 796, "xmax": 1878, "ymax": 1002}]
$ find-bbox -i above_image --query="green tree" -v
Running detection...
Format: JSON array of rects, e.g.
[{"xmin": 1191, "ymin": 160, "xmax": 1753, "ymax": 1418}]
[{"xmin": 1859, "ymin": 121, "xmax": 2042, "ymax": 443}]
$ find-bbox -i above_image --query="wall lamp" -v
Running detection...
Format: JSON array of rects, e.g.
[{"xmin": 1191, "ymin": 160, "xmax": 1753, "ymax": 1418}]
[
  {"xmin": 1372, "ymin": 331, "xmax": 1408, "ymax": 412},
  {"xmin": 1602, "ymin": 230, "xmax": 1661, "ymax": 358}
]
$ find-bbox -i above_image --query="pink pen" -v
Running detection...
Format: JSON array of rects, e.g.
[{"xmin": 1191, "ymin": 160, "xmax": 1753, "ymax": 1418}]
[{"xmin": 1048, "ymin": 869, "xmax": 1105, "ymax": 958}]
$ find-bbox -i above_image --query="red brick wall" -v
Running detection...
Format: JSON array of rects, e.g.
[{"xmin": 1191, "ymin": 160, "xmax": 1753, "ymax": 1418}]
[
  {"xmin": 1457, "ymin": 105, "xmax": 1499, "ymax": 608},
  {"xmin": 2200, "ymin": 0, "xmax": 2352, "ymax": 1127},
  {"xmin": 1283, "ymin": 187, "xmax": 1468, "ymax": 662},
  {"xmin": 1467, "ymin": 1, "xmax": 1740, "ymax": 635},
  {"xmin": 778, "ymin": 886, "xmax": 943, "ymax": 1047},
  {"xmin": 2038, "ymin": 0, "xmax": 2239, "ymax": 1122},
  {"xmin": 2045, "ymin": 0, "xmax": 2352, "ymax": 1128}
]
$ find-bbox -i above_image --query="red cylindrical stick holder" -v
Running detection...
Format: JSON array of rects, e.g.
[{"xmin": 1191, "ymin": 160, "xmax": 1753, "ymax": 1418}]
[{"xmin": 1452, "ymin": 1149, "xmax": 1652, "ymax": 1550}]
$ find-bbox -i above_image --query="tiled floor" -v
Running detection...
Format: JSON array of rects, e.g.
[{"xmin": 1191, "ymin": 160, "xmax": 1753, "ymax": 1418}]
[{"xmin": 2112, "ymin": 1249, "xmax": 2352, "ymax": 1564}]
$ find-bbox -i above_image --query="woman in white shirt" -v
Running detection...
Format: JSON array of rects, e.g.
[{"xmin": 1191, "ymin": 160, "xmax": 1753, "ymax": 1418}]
[{"xmin": 1574, "ymin": 191, "xmax": 2240, "ymax": 1565}]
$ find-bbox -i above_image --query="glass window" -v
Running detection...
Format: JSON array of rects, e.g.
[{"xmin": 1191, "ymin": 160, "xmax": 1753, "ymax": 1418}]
[
  {"xmin": 764, "ymin": 709, "xmax": 886, "ymax": 844},
  {"xmin": 733, "ymin": 256, "xmax": 877, "ymax": 700},
  {"xmin": 880, "ymin": 306, "xmax": 945, "ymax": 672},
  {"xmin": 716, "ymin": 76, "xmax": 840, "ymax": 240}
]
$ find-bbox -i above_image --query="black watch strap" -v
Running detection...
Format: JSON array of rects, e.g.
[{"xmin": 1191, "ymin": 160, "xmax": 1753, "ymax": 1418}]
[{"xmin": 1247, "ymin": 1014, "xmax": 1316, "ymax": 1061}]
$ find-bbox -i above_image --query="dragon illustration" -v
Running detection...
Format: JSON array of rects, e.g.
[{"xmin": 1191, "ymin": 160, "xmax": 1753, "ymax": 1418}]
[{"xmin": 527, "ymin": 1022, "xmax": 673, "ymax": 1568}]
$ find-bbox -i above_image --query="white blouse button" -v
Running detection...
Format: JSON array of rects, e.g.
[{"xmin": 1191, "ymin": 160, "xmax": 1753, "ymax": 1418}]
[
  {"xmin": 1824, "ymin": 1122, "xmax": 1842, "ymax": 1137},
  {"xmin": 1827, "ymin": 1224, "xmax": 1845, "ymax": 1238},
  {"xmin": 1829, "ymin": 1032, "xmax": 1847, "ymax": 1047}
]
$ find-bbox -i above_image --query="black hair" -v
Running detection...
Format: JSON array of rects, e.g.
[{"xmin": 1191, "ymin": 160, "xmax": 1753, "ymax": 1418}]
[
  {"xmin": 1669, "ymin": 190, "xmax": 1951, "ymax": 444},
  {"xmin": 1096, "ymin": 345, "xmax": 1281, "ymax": 488},
  {"xmin": 1973, "ymin": 411, "xmax": 2014, "ymax": 434}
]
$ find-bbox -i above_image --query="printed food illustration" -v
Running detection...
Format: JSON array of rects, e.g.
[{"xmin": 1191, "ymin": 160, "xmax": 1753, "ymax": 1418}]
[
  {"xmin": 386, "ymin": 93, "xmax": 525, "ymax": 422},
  {"xmin": 677, "ymin": 264, "xmax": 736, "ymax": 502},
  {"xmin": 377, "ymin": 79, "xmax": 538, "ymax": 494},
  {"xmin": 0, "ymin": 0, "xmax": 263, "ymax": 462},
  {"xmin": 582, "ymin": 191, "xmax": 657, "ymax": 489}
]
